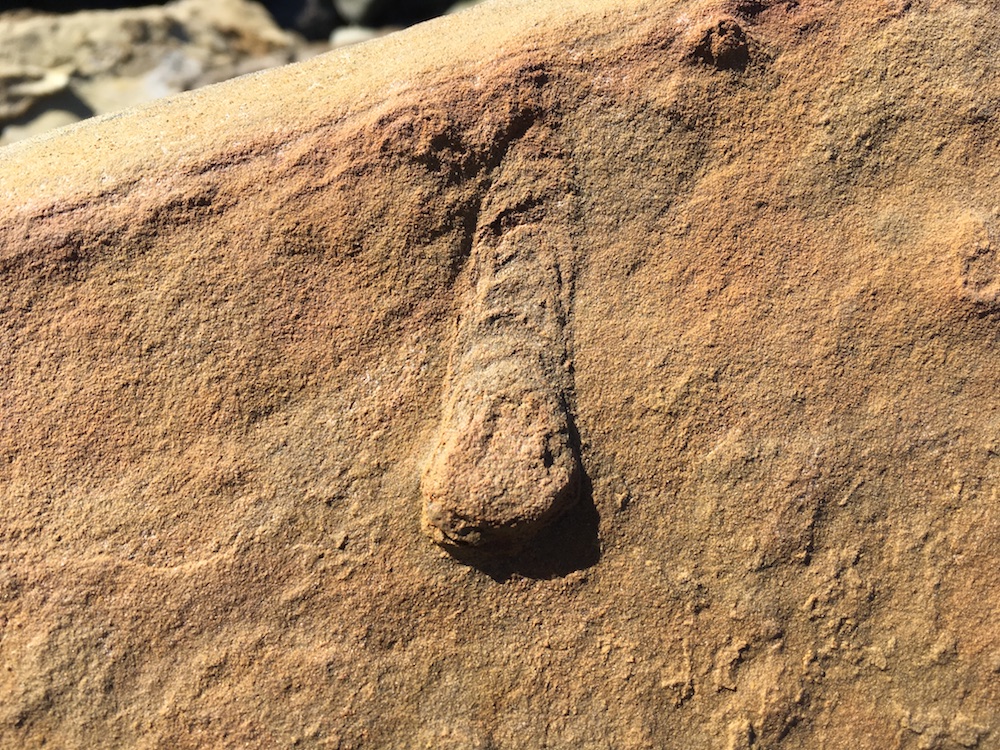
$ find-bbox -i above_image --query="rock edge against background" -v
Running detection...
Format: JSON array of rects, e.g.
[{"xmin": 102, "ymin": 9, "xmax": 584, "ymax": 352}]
[{"xmin": 1, "ymin": 0, "xmax": 999, "ymax": 747}]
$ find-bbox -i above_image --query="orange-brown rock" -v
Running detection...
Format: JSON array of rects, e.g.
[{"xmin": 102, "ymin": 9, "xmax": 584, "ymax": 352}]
[{"xmin": 1, "ymin": 0, "xmax": 999, "ymax": 747}]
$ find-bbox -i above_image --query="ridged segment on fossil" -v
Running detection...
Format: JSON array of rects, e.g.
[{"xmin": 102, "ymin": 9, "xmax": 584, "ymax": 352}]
[{"xmin": 420, "ymin": 124, "xmax": 580, "ymax": 556}]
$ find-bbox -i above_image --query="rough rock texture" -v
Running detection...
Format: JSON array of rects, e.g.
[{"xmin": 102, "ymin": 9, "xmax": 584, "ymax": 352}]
[{"xmin": 1, "ymin": 0, "xmax": 999, "ymax": 747}]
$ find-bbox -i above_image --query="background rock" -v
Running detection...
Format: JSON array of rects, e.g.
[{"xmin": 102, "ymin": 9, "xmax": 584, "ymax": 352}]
[
  {"xmin": 328, "ymin": 24, "xmax": 381, "ymax": 47},
  {"xmin": 0, "ymin": 0, "xmax": 483, "ymax": 146},
  {"xmin": 0, "ymin": 65, "xmax": 71, "ymax": 120},
  {"xmin": 0, "ymin": 0, "xmax": 998, "ymax": 748},
  {"xmin": 0, "ymin": 0, "xmax": 298, "ymax": 146},
  {"xmin": 263, "ymin": 0, "xmax": 340, "ymax": 39}
]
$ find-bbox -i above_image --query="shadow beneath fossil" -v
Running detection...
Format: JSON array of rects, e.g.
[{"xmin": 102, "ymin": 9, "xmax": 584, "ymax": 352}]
[{"xmin": 455, "ymin": 466, "xmax": 601, "ymax": 583}]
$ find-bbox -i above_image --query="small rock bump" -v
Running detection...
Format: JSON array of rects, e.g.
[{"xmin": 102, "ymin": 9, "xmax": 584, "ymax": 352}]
[
  {"xmin": 953, "ymin": 214, "xmax": 1000, "ymax": 312},
  {"xmin": 959, "ymin": 233, "xmax": 1000, "ymax": 307},
  {"xmin": 687, "ymin": 17, "xmax": 750, "ymax": 71},
  {"xmin": 421, "ymin": 385, "xmax": 579, "ymax": 554}
]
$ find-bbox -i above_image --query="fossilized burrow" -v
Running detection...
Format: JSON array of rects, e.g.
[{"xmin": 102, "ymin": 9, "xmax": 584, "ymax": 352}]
[{"xmin": 419, "ymin": 119, "xmax": 581, "ymax": 557}]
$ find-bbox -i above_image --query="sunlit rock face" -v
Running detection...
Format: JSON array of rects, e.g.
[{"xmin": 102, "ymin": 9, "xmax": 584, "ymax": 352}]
[{"xmin": 1, "ymin": 1, "xmax": 998, "ymax": 747}]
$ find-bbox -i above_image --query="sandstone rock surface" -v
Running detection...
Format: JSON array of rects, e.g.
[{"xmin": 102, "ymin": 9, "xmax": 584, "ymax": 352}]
[{"xmin": 1, "ymin": 0, "xmax": 999, "ymax": 747}]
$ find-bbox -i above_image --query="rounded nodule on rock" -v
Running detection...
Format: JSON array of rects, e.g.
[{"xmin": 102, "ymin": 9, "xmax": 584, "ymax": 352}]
[
  {"xmin": 687, "ymin": 17, "xmax": 749, "ymax": 71},
  {"xmin": 420, "ymin": 388, "xmax": 579, "ymax": 557}
]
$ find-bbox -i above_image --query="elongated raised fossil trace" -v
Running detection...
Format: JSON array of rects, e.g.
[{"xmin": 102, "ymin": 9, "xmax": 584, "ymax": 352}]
[{"xmin": 420, "ymin": 116, "xmax": 582, "ymax": 557}]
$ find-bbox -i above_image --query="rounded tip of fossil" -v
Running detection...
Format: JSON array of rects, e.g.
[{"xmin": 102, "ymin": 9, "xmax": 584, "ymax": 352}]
[
  {"xmin": 421, "ymin": 473, "xmax": 579, "ymax": 558},
  {"xmin": 419, "ymin": 393, "xmax": 580, "ymax": 557}
]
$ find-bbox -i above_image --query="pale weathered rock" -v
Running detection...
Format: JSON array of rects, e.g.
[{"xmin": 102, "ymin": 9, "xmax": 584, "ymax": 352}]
[
  {"xmin": 0, "ymin": 105, "xmax": 81, "ymax": 142},
  {"xmin": 1, "ymin": 0, "xmax": 999, "ymax": 748},
  {"xmin": 0, "ymin": 0, "xmax": 295, "ymax": 143},
  {"xmin": 328, "ymin": 23, "xmax": 381, "ymax": 47},
  {"xmin": 0, "ymin": 0, "xmax": 293, "ymax": 78},
  {"xmin": 0, "ymin": 65, "xmax": 70, "ymax": 120}
]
